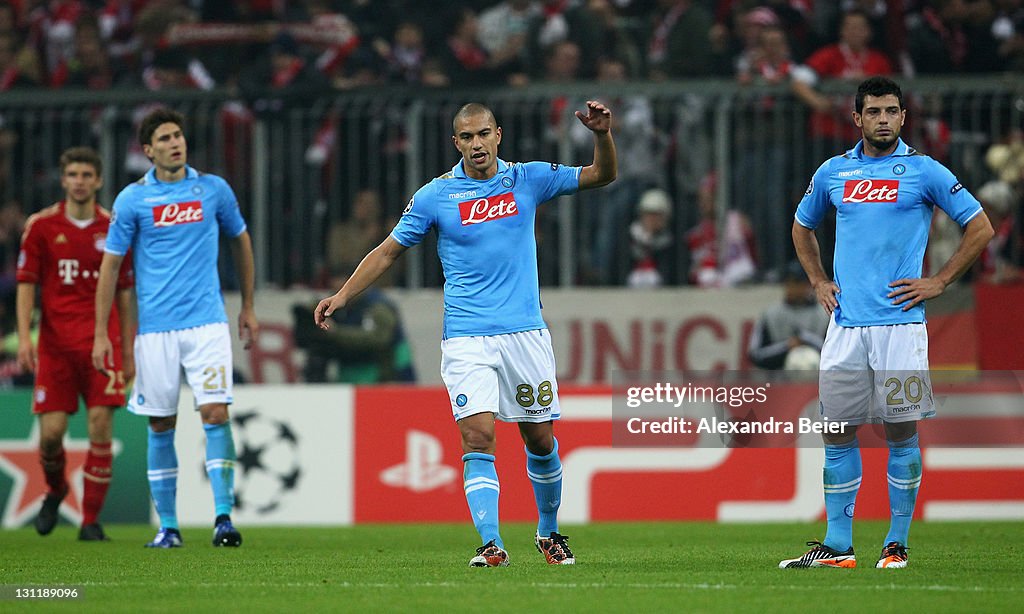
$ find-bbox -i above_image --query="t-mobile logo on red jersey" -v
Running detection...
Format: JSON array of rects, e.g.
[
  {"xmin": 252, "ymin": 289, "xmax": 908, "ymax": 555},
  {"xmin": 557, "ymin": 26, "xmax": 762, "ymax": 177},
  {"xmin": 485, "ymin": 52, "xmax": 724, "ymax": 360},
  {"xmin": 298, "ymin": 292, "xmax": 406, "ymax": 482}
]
[
  {"xmin": 842, "ymin": 179, "xmax": 899, "ymax": 203},
  {"xmin": 458, "ymin": 192, "xmax": 518, "ymax": 226},
  {"xmin": 153, "ymin": 201, "xmax": 204, "ymax": 227},
  {"xmin": 57, "ymin": 259, "xmax": 79, "ymax": 284}
]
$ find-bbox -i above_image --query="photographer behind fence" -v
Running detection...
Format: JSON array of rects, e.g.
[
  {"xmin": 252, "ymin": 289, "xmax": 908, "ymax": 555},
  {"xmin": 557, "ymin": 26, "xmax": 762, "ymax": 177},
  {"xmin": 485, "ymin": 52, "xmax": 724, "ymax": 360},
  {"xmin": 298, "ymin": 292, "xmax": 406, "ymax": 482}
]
[{"xmin": 292, "ymin": 266, "xmax": 414, "ymax": 384}]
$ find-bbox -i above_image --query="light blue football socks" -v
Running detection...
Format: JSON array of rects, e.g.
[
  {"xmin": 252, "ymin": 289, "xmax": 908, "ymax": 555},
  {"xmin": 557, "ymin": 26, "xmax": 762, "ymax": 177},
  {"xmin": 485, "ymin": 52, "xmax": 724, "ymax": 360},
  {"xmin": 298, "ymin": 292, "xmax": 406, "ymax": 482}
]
[
  {"xmin": 147, "ymin": 428, "xmax": 179, "ymax": 530},
  {"xmin": 884, "ymin": 433, "xmax": 921, "ymax": 547},
  {"xmin": 463, "ymin": 452, "xmax": 502, "ymax": 548},
  {"xmin": 203, "ymin": 422, "xmax": 237, "ymax": 517},
  {"xmin": 822, "ymin": 439, "xmax": 861, "ymax": 552},
  {"xmin": 526, "ymin": 438, "xmax": 563, "ymax": 537}
]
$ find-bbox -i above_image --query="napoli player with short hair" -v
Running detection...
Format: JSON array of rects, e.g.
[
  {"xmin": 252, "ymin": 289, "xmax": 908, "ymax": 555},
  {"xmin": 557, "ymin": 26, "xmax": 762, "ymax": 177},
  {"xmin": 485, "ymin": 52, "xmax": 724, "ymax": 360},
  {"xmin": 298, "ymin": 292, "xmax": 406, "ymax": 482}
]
[
  {"xmin": 315, "ymin": 101, "xmax": 616, "ymax": 566},
  {"xmin": 780, "ymin": 77, "xmax": 993, "ymax": 569},
  {"xmin": 92, "ymin": 108, "xmax": 260, "ymax": 548}
]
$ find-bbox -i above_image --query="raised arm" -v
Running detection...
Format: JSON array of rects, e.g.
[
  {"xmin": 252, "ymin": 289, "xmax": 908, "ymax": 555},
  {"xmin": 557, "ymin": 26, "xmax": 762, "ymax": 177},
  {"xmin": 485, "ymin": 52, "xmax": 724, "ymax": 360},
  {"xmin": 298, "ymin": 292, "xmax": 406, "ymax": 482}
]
[
  {"xmin": 230, "ymin": 230, "xmax": 259, "ymax": 349},
  {"xmin": 576, "ymin": 100, "xmax": 617, "ymax": 190},
  {"xmin": 314, "ymin": 235, "xmax": 408, "ymax": 329}
]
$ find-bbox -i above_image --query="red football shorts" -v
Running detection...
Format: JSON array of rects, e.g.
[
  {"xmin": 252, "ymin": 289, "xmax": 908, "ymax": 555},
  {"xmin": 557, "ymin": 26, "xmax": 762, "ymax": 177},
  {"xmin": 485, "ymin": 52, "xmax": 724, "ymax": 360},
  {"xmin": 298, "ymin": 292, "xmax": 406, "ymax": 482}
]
[{"xmin": 32, "ymin": 347, "xmax": 125, "ymax": 414}]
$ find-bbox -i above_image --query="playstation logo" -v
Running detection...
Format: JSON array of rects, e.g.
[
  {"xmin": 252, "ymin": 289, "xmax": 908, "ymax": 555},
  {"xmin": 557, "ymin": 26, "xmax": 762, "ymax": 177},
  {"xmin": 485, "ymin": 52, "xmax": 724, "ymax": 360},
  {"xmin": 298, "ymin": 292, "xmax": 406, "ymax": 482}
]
[{"xmin": 379, "ymin": 430, "xmax": 457, "ymax": 492}]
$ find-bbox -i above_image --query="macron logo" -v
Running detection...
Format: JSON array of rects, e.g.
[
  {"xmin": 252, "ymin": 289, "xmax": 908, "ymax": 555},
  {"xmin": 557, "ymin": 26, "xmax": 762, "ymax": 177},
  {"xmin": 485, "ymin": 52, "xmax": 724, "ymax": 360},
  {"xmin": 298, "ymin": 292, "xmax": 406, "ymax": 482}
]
[
  {"xmin": 842, "ymin": 179, "xmax": 899, "ymax": 204},
  {"xmin": 379, "ymin": 430, "xmax": 457, "ymax": 492},
  {"xmin": 458, "ymin": 192, "xmax": 518, "ymax": 226},
  {"xmin": 153, "ymin": 201, "xmax": 204, "ymax": 227}
]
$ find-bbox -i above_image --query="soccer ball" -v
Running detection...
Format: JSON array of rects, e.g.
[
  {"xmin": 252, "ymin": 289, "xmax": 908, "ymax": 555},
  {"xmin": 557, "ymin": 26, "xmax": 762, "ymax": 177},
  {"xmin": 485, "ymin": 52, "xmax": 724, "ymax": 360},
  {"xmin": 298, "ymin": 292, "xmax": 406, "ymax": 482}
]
[{"xmin": 784, "ymin": 345, "xmax": 821, "ymax": 371}]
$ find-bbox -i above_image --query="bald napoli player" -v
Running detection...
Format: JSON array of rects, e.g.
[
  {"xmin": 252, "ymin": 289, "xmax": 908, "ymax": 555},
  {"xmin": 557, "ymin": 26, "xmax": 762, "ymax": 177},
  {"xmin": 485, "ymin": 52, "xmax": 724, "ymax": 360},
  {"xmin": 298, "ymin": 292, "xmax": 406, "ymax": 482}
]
[
  {"xmin": 780, "ymin": 77, "xmax": 993, "ymax": 569},
  {"xmin": 315, "ymin": 101, "xmax": 616, "ymax": 566}
]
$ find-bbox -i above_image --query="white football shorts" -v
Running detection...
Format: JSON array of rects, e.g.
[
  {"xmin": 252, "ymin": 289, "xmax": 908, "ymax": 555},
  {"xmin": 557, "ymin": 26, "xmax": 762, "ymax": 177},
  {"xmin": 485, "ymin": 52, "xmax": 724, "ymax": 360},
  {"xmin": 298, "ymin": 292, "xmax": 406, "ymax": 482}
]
[
  {"xmin": 441, "ymin": 328, "xmax": 561, "ymax": 423},
  {"xmin": 818, "ymin": 315, "xmax": 934, "ymax": 425},
  {"xmin": 128, "ymin": 322, "xmax": 234, "ymax": 417}
]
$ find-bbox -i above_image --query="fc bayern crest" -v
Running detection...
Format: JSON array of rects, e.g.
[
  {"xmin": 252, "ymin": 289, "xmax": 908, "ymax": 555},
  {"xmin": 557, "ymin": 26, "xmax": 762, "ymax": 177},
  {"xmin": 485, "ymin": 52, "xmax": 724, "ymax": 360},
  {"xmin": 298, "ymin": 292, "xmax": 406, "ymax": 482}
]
[{"xmin": 94, "ymin": 234, "xmax": 106, "ymax": 252}]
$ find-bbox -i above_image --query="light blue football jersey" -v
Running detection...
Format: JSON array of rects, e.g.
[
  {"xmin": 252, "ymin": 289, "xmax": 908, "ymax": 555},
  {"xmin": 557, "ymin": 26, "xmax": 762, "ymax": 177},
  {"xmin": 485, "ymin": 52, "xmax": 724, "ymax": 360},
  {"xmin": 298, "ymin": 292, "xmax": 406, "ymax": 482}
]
[
  {"xmin": 106, "ymin": 165, "xmax": 247, "ymax": 334},
  {"xmin": 795, "ymin": 139, "xmax": 982, "ymax": 327},
  {"xmin": 392, "ymin": 158, "xmax": 581, "ymax": 338}
]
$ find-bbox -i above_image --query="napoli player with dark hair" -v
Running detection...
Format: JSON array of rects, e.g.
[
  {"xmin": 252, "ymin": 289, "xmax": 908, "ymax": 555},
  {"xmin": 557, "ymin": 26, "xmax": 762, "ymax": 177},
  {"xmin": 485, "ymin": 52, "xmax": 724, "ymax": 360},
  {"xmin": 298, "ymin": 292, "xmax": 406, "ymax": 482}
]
[
  {"xmin": 780, "ymin": 77, "xmax": 993, "ymax": 569},
  {"xmin": 315, "ymin": 101, "xmax": 616, "ymax": 567},
  {"xmin": 93, "ymin": 108, "xmax": 260, "ymax": 549}
]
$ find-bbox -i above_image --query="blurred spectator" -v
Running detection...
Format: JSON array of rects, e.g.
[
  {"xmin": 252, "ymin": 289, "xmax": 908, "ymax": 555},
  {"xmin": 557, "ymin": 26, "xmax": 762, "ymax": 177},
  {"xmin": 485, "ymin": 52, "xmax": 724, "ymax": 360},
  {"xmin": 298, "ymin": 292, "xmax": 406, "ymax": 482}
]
[
  {"xmin": 586, "ymin": 0, "xmax": 644, "ymax": 77},
  {"xmin": 291, "ymin": 267, "xmax": 415, "ymax": 383},
  {"xmin": 791, "ymin": 9, "xmax": 893, "ymax": 145},
  {"xmin": 240, "ymin": 32, "xmax": 330, "ymax": 111},
  {"xmin": 325, "ymin": 189, "xmax": 398, "ymax": 287},
  {"xmin": 626, "ymin": 188, "xmax": 675, "ymax": 288},
  {"xmin": 684, "ymin": 172, "xmax": 758, "ymax": 287},
  {"xmin": 0, "ymin": 200, "xmax": 25, "ymax": 284},
  {"xmin": 479, "ymin": 0, "xmax": 536, "ymax": 76},
  {"xmin": 747, "ymin": 260, "xmax": 829, "ymax": 371},
  {"xmin": 572, "ymin": 56, "xmax": 661, "ymax": 284},
  {"xmin": 646, "ymin": 0, "xmax": 714, "ymax": 79},
  {"xmin": 736, "ymin": 18, "xmax": 794, "ymax": 86},
  {"xmin": 992, "ymin": 0, "xmax": 1024, "ymax": 71},
  {"xmin": 975, "ymin": 179, "xmax": 1023, "ymax": 282},
  {"xmin": 1, "ymin": 31, "xmax": 44, "ymax": 89},
  {"xmin": 906, "ymin": 0, "xmax": 1002, "ymax": 74},
  {"xmin": 440, "ymin": 7, "xmax": 509, "ymax": 86},
  {"xmin": 384, "ymin": 21, "xmax": 428, "ymax": 84},
  {"xmin": 51, "ymin": 15, "xmax": 124, "ymax": 88},
  {"xmin": 526, "ymin": 0, "xmax": 604, "ymax": 79}
]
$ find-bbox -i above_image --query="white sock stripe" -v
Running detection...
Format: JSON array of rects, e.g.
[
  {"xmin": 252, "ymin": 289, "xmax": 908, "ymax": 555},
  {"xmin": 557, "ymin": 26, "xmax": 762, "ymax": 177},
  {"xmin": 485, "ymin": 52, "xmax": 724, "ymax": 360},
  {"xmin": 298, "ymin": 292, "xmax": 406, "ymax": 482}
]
[
  {"xmin": 529, "ymin": 475, "xmax": 563, "ymax": 484},
  {"xmin": 205, "ymin": 460, "xmax": 235, "ymax": 469},
  {"xmin": 464, "ymin": 483, "xmax": 500, "ymax": 495},
  {"xmin": 887, "ymin": 478, "xmax": 922, "ymax": 490},
  {"xmin": 463, "ymin": 477, "xmax": 500, "ymax": 488},
  {"xmin": 527, "ymin": 468, "xmax": 563, "ymax": 480},
  {"xmin": 823, "ymin": 485, "xmax": 861, "ymax": 494},
  {"xmin": 147, "ymin": 468, "xmax": 178, "ymax": 478},
  {"xmin": 886, "ymin": 473, "xmax": 922, "ymax": 485},
  {"xmin": 824, "ymin": 477, "xmax": 862, "ymax": 490},
  {"xmin": 83, "ymin": 473, "xmax": 112, "ymax": 484}
]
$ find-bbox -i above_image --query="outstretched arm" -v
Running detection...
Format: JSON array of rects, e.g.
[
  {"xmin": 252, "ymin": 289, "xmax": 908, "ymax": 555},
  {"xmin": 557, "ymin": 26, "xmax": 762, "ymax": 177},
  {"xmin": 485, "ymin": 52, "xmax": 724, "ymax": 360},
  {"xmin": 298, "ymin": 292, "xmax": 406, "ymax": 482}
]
[
  {"xmin": 576, "ymin": 100, "xmax": 617, "ymax": 190},
  {"xmin": 889, "ymin": 212, "xmax": 994, "ymax": 311},
  {"xmin": 314, "ymin": 235, "xmax": 408, "ymax": 329}
]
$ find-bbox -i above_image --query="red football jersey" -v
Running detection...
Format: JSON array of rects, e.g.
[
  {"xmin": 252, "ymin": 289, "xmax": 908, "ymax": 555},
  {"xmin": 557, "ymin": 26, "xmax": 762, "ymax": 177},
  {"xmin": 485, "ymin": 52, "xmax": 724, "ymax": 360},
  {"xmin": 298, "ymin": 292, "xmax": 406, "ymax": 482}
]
[
  {"xmin": 804, "ymin": 43, "xmax": 893, "ymax": 140},
  {"xmin": 16, "ymin": 202, "xmax": 134, "ymax": 352}
]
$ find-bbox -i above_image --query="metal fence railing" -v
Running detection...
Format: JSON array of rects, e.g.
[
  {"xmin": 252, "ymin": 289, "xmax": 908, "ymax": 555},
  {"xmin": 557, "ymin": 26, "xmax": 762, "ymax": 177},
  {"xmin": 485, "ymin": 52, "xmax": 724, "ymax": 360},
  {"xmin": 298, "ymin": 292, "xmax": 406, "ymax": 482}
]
[{"xmin": 1, "ymin": 76, "xmax": 1021, "ymax": 288}]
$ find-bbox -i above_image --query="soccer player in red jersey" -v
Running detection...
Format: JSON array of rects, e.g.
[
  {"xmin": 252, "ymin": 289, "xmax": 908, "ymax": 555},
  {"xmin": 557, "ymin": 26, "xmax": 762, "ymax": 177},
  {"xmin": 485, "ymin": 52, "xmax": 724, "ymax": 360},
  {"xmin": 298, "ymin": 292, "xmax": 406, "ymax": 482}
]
[{"xmin": 15, "ymin": 147, "xmax": 135, "ymax": 541}]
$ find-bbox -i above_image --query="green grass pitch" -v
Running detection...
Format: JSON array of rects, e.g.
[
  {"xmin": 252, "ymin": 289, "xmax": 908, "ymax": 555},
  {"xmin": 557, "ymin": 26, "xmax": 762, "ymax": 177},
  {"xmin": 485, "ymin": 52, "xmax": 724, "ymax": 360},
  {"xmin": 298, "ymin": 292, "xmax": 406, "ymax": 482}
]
[{"xmin": 2, "ymin": 521, "xmax": 1021, "ymax": 612}]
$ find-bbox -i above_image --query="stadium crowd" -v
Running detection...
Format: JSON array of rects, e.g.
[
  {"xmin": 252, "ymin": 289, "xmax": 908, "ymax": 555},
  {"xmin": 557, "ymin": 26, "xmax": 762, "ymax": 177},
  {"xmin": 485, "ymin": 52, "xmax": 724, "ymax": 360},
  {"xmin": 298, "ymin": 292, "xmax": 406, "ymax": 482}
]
[{"xmin": 0, "ymin": 0, "xmax": 1022, "ymax": 302}]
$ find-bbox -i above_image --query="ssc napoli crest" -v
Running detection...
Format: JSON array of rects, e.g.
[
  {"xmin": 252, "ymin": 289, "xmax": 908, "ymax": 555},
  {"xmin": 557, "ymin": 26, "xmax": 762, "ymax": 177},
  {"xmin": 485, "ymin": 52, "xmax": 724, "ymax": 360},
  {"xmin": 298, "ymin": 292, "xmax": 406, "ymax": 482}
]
[
  {"xmin": 456, "ymin": 394, "xmax": 468, "ymax": 407},
  {"xmin": 192, "ymin": 185, "xmax": 203, "ymax": 195},
  {"xmin": 501, "ymin": 176, "xmax": 513, "ymax": 188},
  {"xmin": 893, "ymin": 164, "xmax": 906, "ymax": 175}
]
